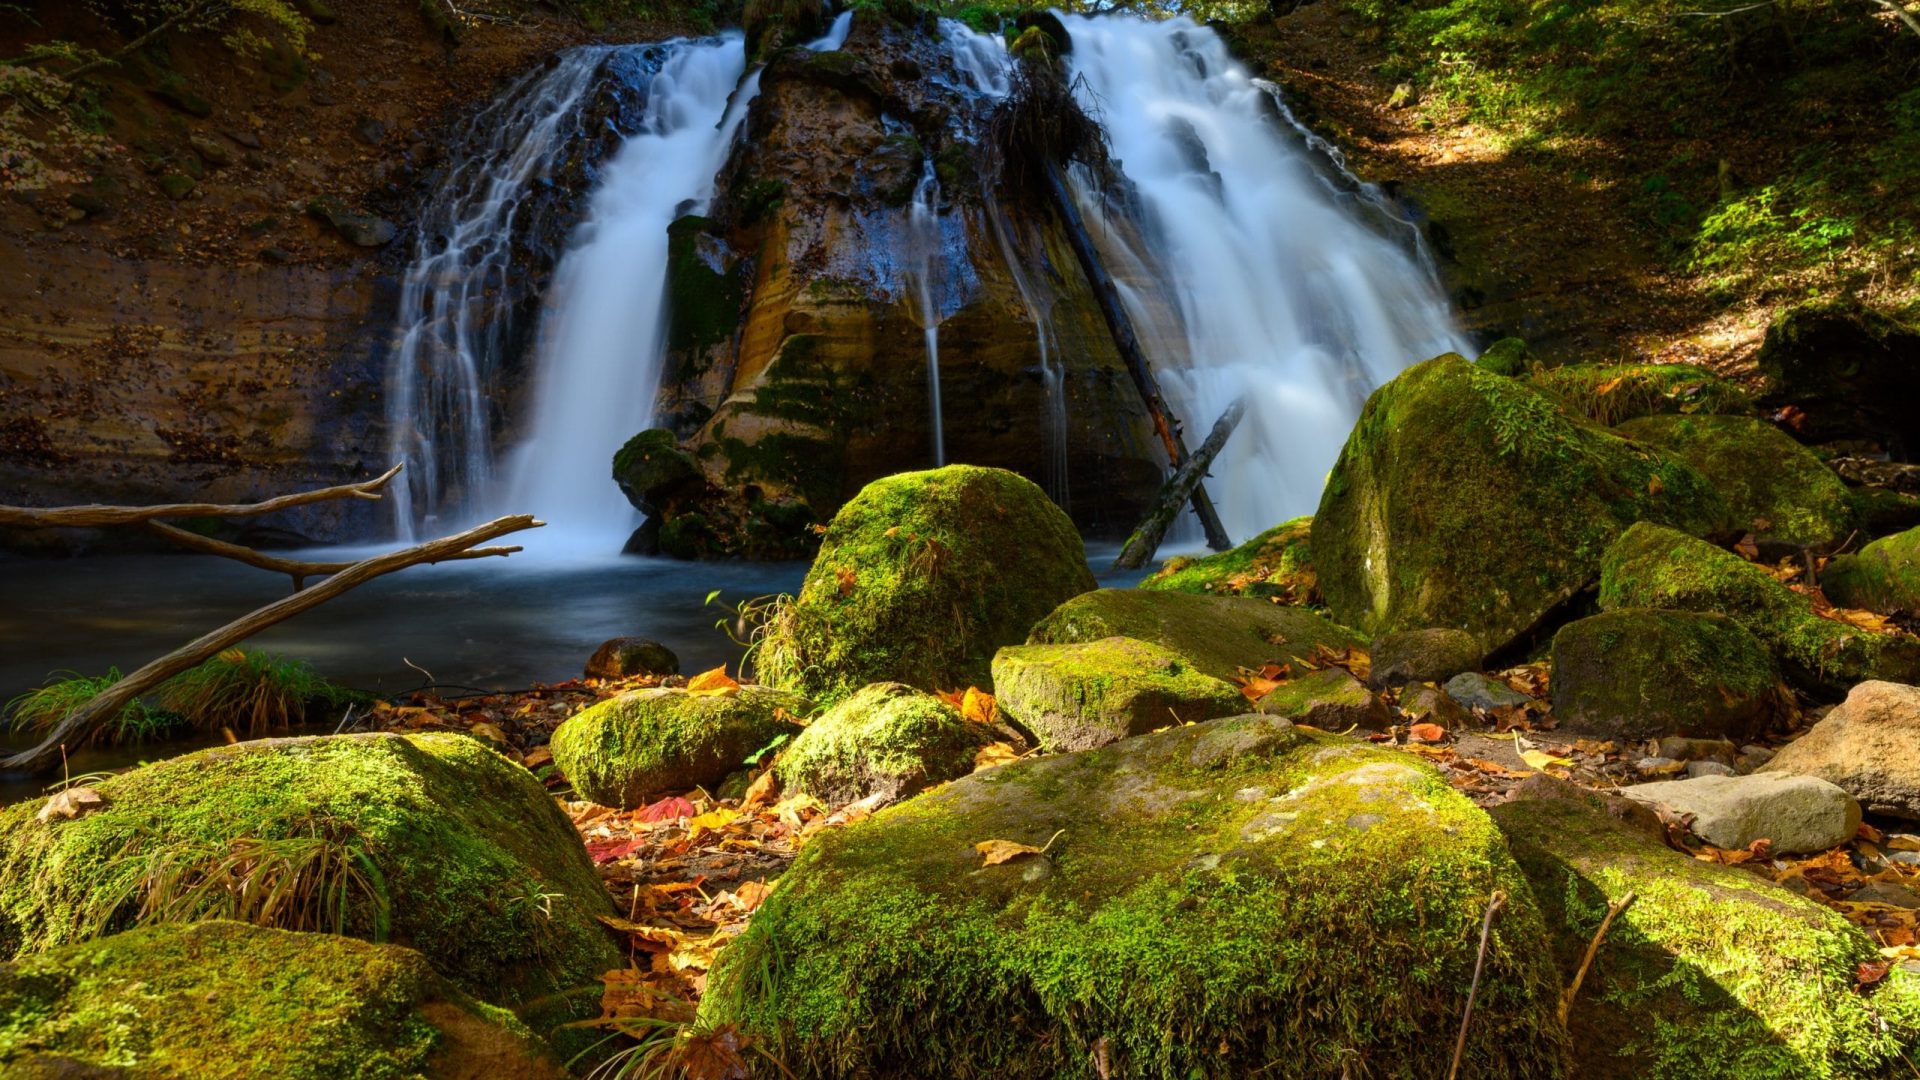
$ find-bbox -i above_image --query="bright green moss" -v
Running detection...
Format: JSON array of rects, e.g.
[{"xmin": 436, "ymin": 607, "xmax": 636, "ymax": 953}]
[
  {"xmin": 1140, "ymin": 515, "xmax": 1317, "ymax": 602},
  {"xmin": 756, "ymin": 466, "xmax": 1095, "ymax": 706},
  {"xmin": 1597, "ymin": 521, "xmax": 1920, "ymax": 696},
  {"xmin": 1492, "ymin": 793, "xmax": 1920, "ymax": 1079},
  {"xmin": 1314, "ymin": 355, "xmax": 1730, "ymax": 655},
  {"xmin": 0, "ymin": 921, "xmax": 562, "ymax": 1079},
  {"xmin": 701, "ymin": 722, "xmax": 1569, "ymax": 1078},
  {"xmin": 550, "ymin": 685, "xmax": 806, "ymax": 808},
  {"xmin": 991, "ymin": 636, "xmax": 1247, "ymax": 751},
  {"xmin": 1618, "ymin": 413, "xmax": 1854, "ymax": 546},
  {"xmin": 0, "ymin": 733, "xmax": 617, "ymax": 1006},
  {"xmin": 775, "ymin": 682, "xmax": 992, "ymax": 804},
  {"xmin": 1025, "ymin": 587, "xmax": 1365, "ymax": 683},
  {"xmin": 1476, "ymin": 337, "xmax": 1533, "ymax": 377},
  {"xmin": 1550, "ymin": 608, "xmax": 1778, "ymax": 741},
  {"xmin": 1530, "ymin": 362, "xmax": 1751, "ymax": 425},
  {"xmin": 1823, "ymin": 524, "xmax": 1920, "ymax": 615}
]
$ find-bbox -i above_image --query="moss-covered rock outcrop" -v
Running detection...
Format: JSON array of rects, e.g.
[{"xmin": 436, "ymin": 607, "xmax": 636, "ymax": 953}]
[
  {"xmin": 1756, "ymin": 299, "xmax": 1920, "ymax": 449},
  {"xmin": 550, "ymin": 685, "xmax": 805, "ymax": 808},
  {"xmin": 612, "ymin": 428, "xmax": 700, "ymax": 516},
  {"xmin": 1597, "ymin": 522, "xmax": 1920, "ymax": 696},
  {"xmin": 776, "ymin": 682, "xmax": 994, "ymax": 805},
  {"xmin": 1530, "ymin": 362, "xmax": 1750, "ymax": 425},
  {"xmin": 1551, "ymin": 609, "xmax": 1780, "ymax": 742},
  {"xmin": 1491, "ymin": 785, "xmax": 1920, "ymax": 1079},
  {"xmin": 1617, "ymin": 414, "xmax": 1854, "ymax": 547},
  {"xmin": 757, "ymin": 466, "xmax": 1095, "ymax": 705},
  {"xmin": 1314, "ymin": 355, "xmax": 1727, "ymax": 655},
  {"xmin": 1822, "ymin": 524, "xmax": 1920, "ymax": 615},
  {"xmin": 0, "ymin": 733, "xmax": 617, "ymax": 1006},
  {"xmin": 992, "ymin": 637, "xmax": 1247, "ymax": 751},
  {"xmin": 1025, "ymin": 587, "xmax": 1364, "ymax": 683},
  {"xmin": 1140, "ymin": 516, "xmax": 1317, "ymax": 601},
  {"xmin": 701, "ymin": 718, "xmax": 1570, "ymax": 1078},
  {"xmin": 0, "ymin": 921, "xmax": 566, "ymax": 1079}
]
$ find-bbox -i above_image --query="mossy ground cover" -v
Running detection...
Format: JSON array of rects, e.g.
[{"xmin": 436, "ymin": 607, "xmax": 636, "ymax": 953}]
[
  {"xmin": 1026, "ymin": 587, "xmax": 1365, "ymax": 683},
  {"xmin": 1823, "ymin": 524, "xmax": 1920, "ymax": 616},
  {"xmin": 1530, "ymin": 363, "xmax": 1751, "ymax": 426},
  {"xmin": 1141, "ymin": 515, "xmax": 1318, "ymax": 602}
]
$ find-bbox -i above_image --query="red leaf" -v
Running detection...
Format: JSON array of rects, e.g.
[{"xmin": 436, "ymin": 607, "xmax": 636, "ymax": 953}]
[
  {"xmin": 585, "ymin": 839, "xmax": 645, "ymax": 864},
  {"xmin": 1858, "ymin": 960, "xmax": 1891, "ymax": 987},
  {"xmin": 638, "ymin": 796, "xmax": 696, "ymax": 823}
]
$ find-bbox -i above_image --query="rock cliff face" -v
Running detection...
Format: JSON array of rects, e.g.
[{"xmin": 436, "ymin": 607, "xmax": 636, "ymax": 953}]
[{"xmin": 641, "ymin": 10, "xmax": 1164, "ymax": 556}]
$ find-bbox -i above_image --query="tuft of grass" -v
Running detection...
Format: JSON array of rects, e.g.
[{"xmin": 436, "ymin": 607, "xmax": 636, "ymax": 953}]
[
  {"xmin": 156, "ymin": 648, "xmax": 340, "ymax": 738},
  {"xmin": 4, "ymin": 670, "xmax": 182, "ymax": 747}
]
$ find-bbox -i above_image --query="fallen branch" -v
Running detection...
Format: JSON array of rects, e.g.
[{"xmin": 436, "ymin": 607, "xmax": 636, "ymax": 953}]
[
  {"xmin": 140, "ymin": 520, "xmax": 515, "ymax": 591},
  {"xmin": 0, "ymin": 464, "xmax": 403, "ymax": 529},
  {"xmin": 1, "ymin": 515, "xmax": 542, "ymax": 774},
  {"xmin": 1559, "ymin": 891, "xmax": 1636, "ymax": 1026},
  {"xmin": 1449, "ymin": 889, "xmax": 1508, "ymax": 1080},
  {"xmin": 1115, "ymin": 397, "xmax": 1247, "ymax": 570}
]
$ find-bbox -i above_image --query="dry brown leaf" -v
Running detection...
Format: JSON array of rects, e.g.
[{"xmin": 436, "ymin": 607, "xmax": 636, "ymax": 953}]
[
  {"xmin": 972, "ymin": 741, "xmax": 1021, "ymax": 772},
  {"xmin": 36, "ymin": 786, "xmax": 105, "ymax": 823},
  {"xmin": 742, "ymin": 768, "xmax": 778, "ymax": 810},
  {"xmin": 976, "ymin": 838, "xmax": 1044, "ymax": 866},
  {"xmin": 959, "ymin": 686, "xmax": 997, "ymax": 726},
  {"xmin": 1407, "ymin": 722, "xmax": 1447, "ymax": 743}
]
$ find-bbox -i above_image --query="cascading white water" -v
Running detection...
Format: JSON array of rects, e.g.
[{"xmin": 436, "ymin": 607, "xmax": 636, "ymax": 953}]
[
  {"xmin": 492, "ymin": 36, "xmax": 760, "ymax": 553},
  {"xmin": 806, "ymin": 10, "xmax": 854, "ymax": 51},
  {"xmin": 907, "ymin": 160, "xmax": 947, "ymax": 466},
  {"xmin": 1060, "ymin": 15, "xmax": 1472, "ymax": 542},
  {"xmin": 384, "ymin": 50, "xmax": 610, "ymax": 539}
]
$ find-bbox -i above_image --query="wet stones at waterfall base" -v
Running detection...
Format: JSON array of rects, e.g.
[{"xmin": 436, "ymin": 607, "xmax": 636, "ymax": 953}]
[
  {"xmin": 584, "ymin": 637, "xmax": 679, "ymax": 680},
  {"xmin": 776, "ymin": 682, "xmax": 995, "ymax": 805},
  {"xmin": 1551, "ymin": 609, "xmax": 1779, "ymax": 741},
  {"xmin": 1024, "ymin": 587, "xmax": 1364, "ymax": 684},
  {"xmin": 698, "ymin": 718, "xmax": 1569, "ymax": 1077},
  {"xmin": 549, "ymin": 685, "xmax": 804, "ymax": 808},
  {"xmin": 1622, "ymin": 773, "xmax": 1861, "ymax": 853},
  {"xmin": 991, "ymin": 637, "xmax": 1245, "ymax": 752},
  {"xmin": 1367, "ymin": 627, "xmax": 1481, "ymax": 689},
  {"xmin": 756, "ymin": 466, "xmax": 1095, "ymax": 707},
  {"xmin": 1761, "ymin": 680, "xmax": 1920, "ymax": 819}
]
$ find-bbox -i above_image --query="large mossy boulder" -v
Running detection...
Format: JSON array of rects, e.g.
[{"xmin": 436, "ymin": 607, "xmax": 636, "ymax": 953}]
[
  {"xmin": 701, "ymin": 718, "xmax": 1570, "ymax": 1078},
  {"xmin": 756, "ymin": 466, "xmax": 1095, "ymax": 706},
  {"xmin": 612, "ymin": 428, "xmax": 699, "ymax": 515},
  {"xmin": 1025, "ymin": 587, "xmax": 1365, "ymax": 683},
  {"xmin": 1617, "ymin": 414, "xmax": 1854, "ymax": 547},
  {"xmin": 0, "ymin": 921, "xmax": 566, "ymax": 1079},
  {"xmin": 1823, "ymin": 524, "xmax": 1920, "ymax": 615},
  {"xmin": 1314, "ymin": 355, "xmax": 1726, "ymax": 655},
  {"xmin": 1551, "ymin": 609, "xmax": 1779, "ymax": 742},
  {"xmin": 776, "ymin": 682, "xmax": 994, "ymax": 805},
  {"xmin": 0, "ymin": 733, "xmax": 617, "ymax": 1006},
  {"xmin": 991, "ymin": 637, "xmax": 1247, "ymax": 751},
  {"xmin": 550, "ymin": 685, "xmax": 805, "ymax": 808},
  {"xmin": 1597, "ymin": 522, "xmax": 1920, "ymax": 696},
  {"xmin": 1530, "ymin": 362, "xmax": 1750, "ymax": 425},
  {"xmin": 1757, "ymin": 299, "xmax": 1920, "ymax": 449},
  {"xmin": 1140, "ymin": 516, "xmax": 1316, "ymax": 601},
  {"xmin": 1491, "ymin": 784, "xmax": 1920, "ymax": 1078}
]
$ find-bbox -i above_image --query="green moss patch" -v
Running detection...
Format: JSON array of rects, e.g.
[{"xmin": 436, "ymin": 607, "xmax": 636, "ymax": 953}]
[
  {"xmin": 0, "ymin": 921, "xmax": 564, "ymax": 1079},
  {"xmin": 1025, "ymin": 587, "xmax": 1365, "ymax": 683},
  {"xmin": 1315, "ymin": 355, "xmax": 1729, "ymax": 655},
  {"xmin": 1617, "ymin": 414, "xmax": 1853, "ymax": 547},
  {"xmin": 1550, "ymin": 608, "xmax": 1779, "ymax": 742},
  {"xmin": 0, "ymin": 733, "xmax": 616, "ymax": 1006},
  {"xmin": 776, "ymin": 682, "xmax": 993, "ymax": 805},
  {"xmin": 991, "ymin": 636, "xmax": 1247, "ymax": 751},
  {"xmin": 756, "ymin": 465, "xmax": 1095, "ymax": 706},
  {"xmin": 550, "ymin": 685, "xmax": 806, "ymax": 808},
  {"xmin": 1531, "ymin": 362, "xmax": 1750, "ymax": 426},
  {"xmin": 1140, "ymin": 515, "xmax": 1317, "ymax": 602},
  {"xmin": 702, "ymin": 720, "xmax": 1569, "ymax": 1078},
  {"xmin": 1823, "ymin": 524, "xmax": 1920, "ymax": 616}
]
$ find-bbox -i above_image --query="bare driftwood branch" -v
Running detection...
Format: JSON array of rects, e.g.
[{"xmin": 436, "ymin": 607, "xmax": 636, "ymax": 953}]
[
  {"xmin": 1559, "ymin": 891, "xmax": 1636, "ymax": 1025},
  {"xmin": 140, "ymin": 520, "xmax": 517, "ymax": 591},
  {"xmin": 1449, "ymin": 889, "xmax": 1508, "ymax": 1080},
  {"xmin": 0, "ymin": 464, "xmax": 402, "ymax": 529},
  {"xmin": 1, "ymin": 515, "xmax": 542, "ymax": 774},
  {"xmin": 1115, "ymin": 397, "xmax": 1248, "ymax": 571}
]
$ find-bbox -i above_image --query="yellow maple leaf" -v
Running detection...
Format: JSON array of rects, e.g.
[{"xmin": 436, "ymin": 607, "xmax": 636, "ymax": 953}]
[
  {"xmin": 686, "ymin": 666, "xmax": 739, "ymax": 695},
  {"xmin": 1520, "ymin": 749, "xmax": 1574, "ymax": 771},
  {"xmin": 687, "ymin": 807, "xmax": 740, "ymax": 837}
]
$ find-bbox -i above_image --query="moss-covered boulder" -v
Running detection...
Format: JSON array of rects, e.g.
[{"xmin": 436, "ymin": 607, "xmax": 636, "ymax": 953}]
[
  {"xmin": 0, "ymin": 733, "xmax": 617, "ymax": 1006},
  {"xmin": 1368, "ymin": 627, "xmax": 1483, "ymax": 688},
  {"xmin": 1551, "ymin": 609, "xmax": 1780, "ymax": 742},
  {"xmin": 1618, "ymin": 414, "xmax": 1854, "ymax": 547},
  {"xmin": 1476, "ymin": 337, "xmax": 1533, "ymax": 377},
  {"xmin": 776, "ymin": 682, "xmax": 994, "ymax": 805},
  {"xmin": 1823, "ymin": 525, "xmax": 1920, "ymax": 615},
  {"xmin": 1025, "ymin": 588, "xmax": 1365, "ymax": 683},
  {"xmin": 1756, "ymin": 299, "xmax": 1920, "ymax": 448},
  {"xmin": 701, "ymin": 718, "xmax": 1570, "ymax": 1078},
  {"xmin": 1314, "ymin": 355, "xmax": 1727, "ymax": 655},
  {"xmin": 757, "ymin": 466, "xmax": 1095, "ymax": 706},
  {"xmin": 1530, "ymin": 362, "xmax": 1750, "ymax": 425},
  {"xmin": 550, "ymin": 685, "xmax": 805, "ymax": 808},
  {"xmin": 612, "ymin": 428, "xmax": 699, "ymax": 515},
  {"xmin": 1597, "ymin": 522, "xmax": 1920, "ymax": 696},
  {"xmin": 991, "ymin": 637, "xmax": 1247, "ymax": 752},
  {"xmin": 0, "ymin": 921, "xmax": 566, "ymax": 1079},
  {"xmin": 1491, "ymin": 785, "xmax": 1920, "ymax": 1078},
  {"xmin": 1140, "ymin": 516, "xmax": 1316, "ymax": 602},
  {"xmin": 1252, "ymin": 666, "xmax": 1388, "ymax": 729}
]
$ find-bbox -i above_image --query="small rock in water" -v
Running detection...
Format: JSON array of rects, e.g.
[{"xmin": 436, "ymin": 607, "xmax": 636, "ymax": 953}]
[
  {"xmin": 585, "ymin": 637, "xmax": 679, "ymax": 680},
  {"xmin": 1623, "ymin": 773, "xmax": 1861, "ymax": 854},
  {"xmin": 1443, "ymin": 672, "xmax": 1530, "ymax": 712}
]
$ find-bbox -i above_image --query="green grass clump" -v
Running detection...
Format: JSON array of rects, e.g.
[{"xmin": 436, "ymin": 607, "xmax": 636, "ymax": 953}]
[
  {"xmin": 4, "ymin": 670, "xmax": 182, "ymax": 747},
  {"xmin": 157, "ymin": 648, "xmax": 342, "ymax": 738}
]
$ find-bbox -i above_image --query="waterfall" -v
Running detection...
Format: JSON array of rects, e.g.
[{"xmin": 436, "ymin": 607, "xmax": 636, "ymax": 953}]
[
  {"xmin": 1059, "ymin": 15, "xmax": 1471, "ymax": 542},
  {"xmin": 907, "ymin": 161, "xmax": 947, "ymax": 466},
  {"xmin": 494, "ymin": 36, "xmax": 759, "ymax": 552}
]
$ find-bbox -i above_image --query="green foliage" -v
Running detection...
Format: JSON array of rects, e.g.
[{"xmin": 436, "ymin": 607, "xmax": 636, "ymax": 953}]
[
  {"xmin": 156, "ymin": 647, "xmax": 342, "ymax": 737},
  {"xmin": 3, "ymin": 669, "xmax": 182, "ymax": 747}
]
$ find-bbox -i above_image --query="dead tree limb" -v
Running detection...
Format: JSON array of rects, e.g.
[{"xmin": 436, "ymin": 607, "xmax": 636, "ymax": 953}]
[
  {"xmin": 1115, "ymin": 396, "xmax": 1247, "ymax": 571},
  {"xmin": 1870, "ymin": 0, "xmax": 1920, "ymax": 38},
  {"xmin": 1559, "ymin": 891, "xmax": 1636, "ymax": 1026},
  {"xmin": 140, "ymin": 520, "xmax": 514, "ymax": 591},
  {"xmin": 1044, "ymin": 163, "xmax": 1233, "ymax": 552},
  {"xmin": 1, "ymin": 515, "xmax": 542, "ymax": 774},
  {"xmin": 0, "ymin": 464, "xmax": 403, "ymax": 529}
]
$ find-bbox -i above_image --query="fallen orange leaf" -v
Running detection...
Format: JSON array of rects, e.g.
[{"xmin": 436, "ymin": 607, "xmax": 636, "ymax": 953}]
[
  {"xmin": 687, "ymin": 666, "xmax": 740, "ymax": 694},
  {"xmin": 972, "ymin": 742, "xmax": 1021, "ymax": 772},
  {"xmin": 1407, "ymin": 722, "xmax": 1447, "ymax": 743}
]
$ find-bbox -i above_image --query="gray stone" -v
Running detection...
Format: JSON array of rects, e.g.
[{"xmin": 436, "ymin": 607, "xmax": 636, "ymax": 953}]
[
  {"xmin": 1397, "ymin": 682, "xmax": 1469, "ymax": 729},
  {"xmin": 306, "ymin": 196, "xmax": 396, "ymax": 247},
  {"xmin": 1686, "ymin": 760, "xmax": 1735, "ymax": 778},
  {"xmin": 1850, "ymin": 882, "xmax": 1920, "ymax": 909},
  {"xmin": 189, "ymin": 134, "xmax": 233, "ymax": 168},
  {"xmin": 1623, "ymin": 773, "xmax": 1861, "ymax": 854},
  {"xmin": 1367, "ymin": 628, "xmax": 1481, "ymax": 689},
  {"xmin": 1657, "ymin": 737, "xmax": 1738, "ymax": 764},
  {"xmin": 1443, "ymin": 672, "xmax": 1530, "ymax": 712},
  {"xmin": 1760, "ymin": 680, "xmax": 1920, "ymax": 820}
]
